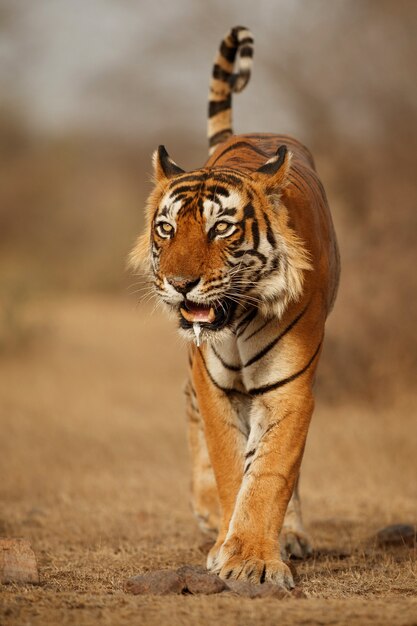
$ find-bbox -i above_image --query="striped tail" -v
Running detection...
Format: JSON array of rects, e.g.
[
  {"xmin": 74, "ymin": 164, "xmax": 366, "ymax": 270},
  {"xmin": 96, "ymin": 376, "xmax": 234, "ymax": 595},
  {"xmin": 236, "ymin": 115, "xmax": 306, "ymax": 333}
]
[{"xmin": 207, "ymin": 26, "xmax": 254, "ymax": 156}]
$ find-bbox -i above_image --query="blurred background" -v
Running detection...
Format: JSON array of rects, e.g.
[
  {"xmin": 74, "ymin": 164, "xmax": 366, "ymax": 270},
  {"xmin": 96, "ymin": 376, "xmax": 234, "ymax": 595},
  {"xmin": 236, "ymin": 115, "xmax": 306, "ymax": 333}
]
[{"xmin": 0, "ymin": 0, "xmax": 416, "ymax": 403}]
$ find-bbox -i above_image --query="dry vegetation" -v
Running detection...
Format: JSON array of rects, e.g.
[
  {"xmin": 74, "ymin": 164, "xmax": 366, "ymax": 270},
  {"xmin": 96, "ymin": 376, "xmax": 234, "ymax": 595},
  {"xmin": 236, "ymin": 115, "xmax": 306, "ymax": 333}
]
[{"xmin": 0, "ymin": 297, "xmax": 416, "ymax": 625}]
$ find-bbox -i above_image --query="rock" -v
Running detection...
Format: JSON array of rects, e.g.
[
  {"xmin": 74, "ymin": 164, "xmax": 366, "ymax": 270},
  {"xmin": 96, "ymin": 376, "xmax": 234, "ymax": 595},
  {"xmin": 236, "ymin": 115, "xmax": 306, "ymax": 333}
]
[
  {"xmin": 125, "ymin": 566, "xmax": 227, "ymax": 595},
  {"xmin": 124, "ymin": 564, "xmax": 305, "ymax": 598},
  {"xmin": 376, "ymin": 524, "xmax": 416, "ymax": 547},
  {"xmin": 225, "ymin": 580, "xmax": 291, "ymax": 598},
  {"xmin": 0, "ymin": 538, "xmax": 39, "ymax": 584},
  {"xmin": 177, "ymin": 565, "xmax": 227, "ymax": 594},
  {"xmin": 124, "ymin": 570, "xmax": 178, "ymax": 595},
  {"xmin": 124, "ymin": 569, "xmax": 184, "ymax": 595}
]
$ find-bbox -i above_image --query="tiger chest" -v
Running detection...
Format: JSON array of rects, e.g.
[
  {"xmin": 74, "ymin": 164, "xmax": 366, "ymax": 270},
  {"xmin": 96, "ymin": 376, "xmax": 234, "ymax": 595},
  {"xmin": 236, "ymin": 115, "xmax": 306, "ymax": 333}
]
[{"xmin": 203, "ymin": 310, "xmax": 290, "ymax": 395}]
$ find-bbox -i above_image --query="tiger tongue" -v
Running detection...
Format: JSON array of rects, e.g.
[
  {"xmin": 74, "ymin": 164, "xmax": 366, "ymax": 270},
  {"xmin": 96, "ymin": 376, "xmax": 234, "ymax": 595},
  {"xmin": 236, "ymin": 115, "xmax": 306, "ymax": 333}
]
[{"xmin": 181, "ymin": 302, "xmax": 216, "ymax": 324}]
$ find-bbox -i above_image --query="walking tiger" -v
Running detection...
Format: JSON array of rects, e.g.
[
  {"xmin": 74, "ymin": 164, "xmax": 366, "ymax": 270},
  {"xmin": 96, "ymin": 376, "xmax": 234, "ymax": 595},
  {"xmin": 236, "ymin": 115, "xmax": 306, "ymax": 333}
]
[{"xmin": 130, "ymin": 26, "xmax": 340, "ymax": 587}]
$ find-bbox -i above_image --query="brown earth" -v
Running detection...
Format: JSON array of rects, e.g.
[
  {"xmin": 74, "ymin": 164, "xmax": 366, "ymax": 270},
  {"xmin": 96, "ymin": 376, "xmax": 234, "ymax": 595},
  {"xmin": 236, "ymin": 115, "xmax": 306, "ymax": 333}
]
[{"xmin": 0, "ymin": 296, "xmax": 416, "ymax": 625}]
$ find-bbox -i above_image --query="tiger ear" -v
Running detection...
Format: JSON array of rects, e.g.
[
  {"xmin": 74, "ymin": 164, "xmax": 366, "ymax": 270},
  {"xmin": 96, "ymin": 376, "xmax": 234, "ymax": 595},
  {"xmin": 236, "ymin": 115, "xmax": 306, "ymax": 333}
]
[
  {"xmin": 153, "ymin": 145, "xmax": 185, "ymax": 182},
  {"xmin": 253, "ymin": 145, "xmax": 292, "ymax": 190}
]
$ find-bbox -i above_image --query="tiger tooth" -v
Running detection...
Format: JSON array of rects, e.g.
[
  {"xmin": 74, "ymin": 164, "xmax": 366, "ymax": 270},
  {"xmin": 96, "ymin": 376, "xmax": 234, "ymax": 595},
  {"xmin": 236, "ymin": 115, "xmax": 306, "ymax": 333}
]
[
  {"xmin": 193, "ymin": 323, "xmax": 202, "ymax": 347},
  {"xmin": 181, "ymin": 305, "xmax": 216, "ymax": 324}
]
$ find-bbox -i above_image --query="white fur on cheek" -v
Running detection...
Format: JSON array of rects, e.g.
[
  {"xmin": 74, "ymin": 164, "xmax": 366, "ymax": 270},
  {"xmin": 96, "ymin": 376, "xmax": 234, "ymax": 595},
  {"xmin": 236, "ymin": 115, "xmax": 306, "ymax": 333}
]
[{"xmin": 162, "ymin": 277, "xmax": 183, "ymax": 304}]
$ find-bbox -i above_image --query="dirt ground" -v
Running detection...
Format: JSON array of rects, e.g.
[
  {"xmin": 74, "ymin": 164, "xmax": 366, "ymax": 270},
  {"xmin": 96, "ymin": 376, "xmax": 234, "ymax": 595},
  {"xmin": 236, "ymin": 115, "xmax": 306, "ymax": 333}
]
[{"xmin": 0, "ymin": 296, "xmax": 416, "ymax": 625}]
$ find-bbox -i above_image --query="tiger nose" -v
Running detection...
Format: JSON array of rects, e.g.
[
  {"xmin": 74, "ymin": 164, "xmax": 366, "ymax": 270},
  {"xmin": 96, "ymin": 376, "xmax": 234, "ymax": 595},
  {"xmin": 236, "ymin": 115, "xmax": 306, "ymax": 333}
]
[{"xmin": 167, "ymin": 275, "xmax": 201, "ymax": 295}]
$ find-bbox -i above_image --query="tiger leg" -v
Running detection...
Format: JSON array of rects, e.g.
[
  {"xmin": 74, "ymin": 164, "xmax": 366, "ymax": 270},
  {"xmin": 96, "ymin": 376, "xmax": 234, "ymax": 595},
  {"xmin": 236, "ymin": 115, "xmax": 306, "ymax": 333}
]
[
  {"xmin": 211, "ymin": 381, "xmax": 315, "ymax": 588},
  {"xmin": 191, "ymin": 354, "xmax": 247, "ymax": 571},
  {"xmin": 186, "ymin": 381, "xmax": 220, "ymax": 534},
  {"xmin": 281, "ymin": 476, "xmax": 313, "ymax": 559}
]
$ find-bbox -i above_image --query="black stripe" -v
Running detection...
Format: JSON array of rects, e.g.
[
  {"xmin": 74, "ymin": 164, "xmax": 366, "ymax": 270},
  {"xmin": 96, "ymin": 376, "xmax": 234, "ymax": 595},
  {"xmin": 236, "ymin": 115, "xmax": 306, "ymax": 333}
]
[
  {"xmin": 242, "ymin": 133, "xmax": 276, "ymax": 141},
  {"xmin": 204, "ymin": 275, "xmax": 223, "ymax": 286},
  {"xmin": 232, "ymin": 26, "xmax": 251, "ymax": 38},
  {"xmin": 234, "ymin": 307, "xmax": 250, "ymax": 323},
  {"xmin": 292, "ymin": 163, "xmax": 315, "ymax": 184},
  {"xmin": 235, "ymin": 308, "xmax": 256, "ymax": 333},
  {"xmin": 212, "ymin": 64, "xmax": 232, "ymax": 82},
  {"xmin": 209, "ymin": 129, "xmax": 232, "ymax": 148},
  {"xmin": 289, "ymin": 164, "xmax": 306, "ymax": 191},
  {"xmin": 159, "ymin": 206, "xmax": 169, "ymax": 217},
  {"xmin": 239, "ymin": 46, "xmax": 253, "ymax": 58},
  {"xmin": 210, "ymin": 172, "xmax": 246, "ymax": 187},
  {"xmin": 220, "ymin": 41, "xmax": 237, "ymax": 63},
  {"xmin": 211, "ymin": 346, "xmax": 240, "ymax": 372},
  {"xmin": 288, "ymin": 176, "xmax": 304, "ymax": 195},
  {"xmin": 232, "ymin": 249, "xmax": 267, "ymax": 263},
  {"xmin": 198, "ymin": 350, "xmax": 234, "ymax": 394},
  {"xmin": 244, "ymin": 317, "xmax": 273, "ymax": 342},
  {"xmin": 230, "ymin": 70, "xmax": 250, "ymax": 87},
  {"xmin": 198, "ymin": 350, "xmax": 248, "ymax": 398},
  {"xmin": 168, "ymin": 193, "xmax": 189, "ymax": 203},
  {"xmin": 206, "ymin": 184, "xmax": 230, "ymax": 197},
  {"xmin": 175, "ymin": 174, "xmax": 205, "ymax": 184},
  {"xmin": 243, "ymin": 462, "xmax": 252, "ymax": 475},
  {"xmin": 217, "ymin": 167, "xmax": 251, "ymax": 180},
  {"xmin": 218, "ymin": 207, "xmax": 237, "ymax": 217},
  {"xmin": 251, "ymin": 220, "xmax": 260, "ymax": 249},
  {"xmin": 169, "ymin": 184, "xmax": 200, "ymax": 196},
  {"xmin": 229, "ymin": 227, "xmax": 245, "ymax": 245},
  {"xmin": 248, "ymin": 340, "xmax": 322, "ymax": 396},
  {"xmin": 263, "ymin": 212, "xmax": 276, "ymax": 247},
  {"xmin": 211, "ymin": 141, "xmax": 268, "ymax": 166},
  {"xmin": 208, "ymin": 96, "xmax": 231, "ymax": 118},
  {"xmin": 261, "ymin": 420, "xmax": 280, "ymax": 440},
  {"xmin": 291, "ymin": 164, "xmax": 315, "ymax": 187},
  {"xmin": 243, "ymin": 202, "xmax": 255, "ymax": 219},
  {"xmin": 237, "ymin": 36, "xmax": 254, "ymax": 46},
  {"xmin": 243, "ymin": 304, "xmax": 309, "ymax": 368},
  {"xmin": 236, "ymin": 308, "xmax": 257, "ymax": 337}
]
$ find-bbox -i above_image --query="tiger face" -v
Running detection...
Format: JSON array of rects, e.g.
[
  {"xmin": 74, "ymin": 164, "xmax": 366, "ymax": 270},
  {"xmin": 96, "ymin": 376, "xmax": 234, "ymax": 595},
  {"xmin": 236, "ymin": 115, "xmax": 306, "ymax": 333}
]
[{"xmin": 131, "ymin": 145, "xmax": 311, "ymax": 344}]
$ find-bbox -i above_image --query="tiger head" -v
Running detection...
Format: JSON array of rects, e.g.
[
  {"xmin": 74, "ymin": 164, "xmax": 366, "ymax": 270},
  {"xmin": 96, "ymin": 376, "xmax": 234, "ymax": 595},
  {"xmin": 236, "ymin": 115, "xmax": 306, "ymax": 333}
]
[{"xmin": 130, "ymin": 145, "xmax": 311, "ymax": 344}]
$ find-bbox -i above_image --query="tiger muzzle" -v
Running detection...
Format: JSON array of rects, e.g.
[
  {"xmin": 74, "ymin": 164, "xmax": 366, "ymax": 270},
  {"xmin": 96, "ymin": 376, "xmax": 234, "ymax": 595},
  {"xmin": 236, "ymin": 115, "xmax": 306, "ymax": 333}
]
[{"xmin": 179, "ymin": 298, "xmax": 236, "ymax": 331}]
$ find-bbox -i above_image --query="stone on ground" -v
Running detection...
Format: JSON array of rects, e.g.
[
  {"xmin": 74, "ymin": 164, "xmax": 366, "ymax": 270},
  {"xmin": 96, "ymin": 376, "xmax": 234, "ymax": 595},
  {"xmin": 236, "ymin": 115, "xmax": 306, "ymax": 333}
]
[
  {"xmin": 124, "ymin": 564, "xmax": 306, "ymax": 597},
  {"xmin": 376, "ymin": 524, "xmax": 416, "ymax": 547},
  {"xmin": 124, "ymin": 569, "xmax": 184, "ymax": 595},
  {"xmin": 177, "ymin": 565, "xmax": 227, "ymax": 594},
  {"xmin": 0, "ymin": 538, "xmax": 39, "ymax": 584}
]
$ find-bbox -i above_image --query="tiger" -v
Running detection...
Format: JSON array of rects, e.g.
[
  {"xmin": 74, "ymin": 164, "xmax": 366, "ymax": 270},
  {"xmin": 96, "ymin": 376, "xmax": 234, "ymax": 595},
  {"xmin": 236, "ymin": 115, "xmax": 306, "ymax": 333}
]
[{"xmin": 130, "ymin": 25, "xmax": 340, "ymax": 588}]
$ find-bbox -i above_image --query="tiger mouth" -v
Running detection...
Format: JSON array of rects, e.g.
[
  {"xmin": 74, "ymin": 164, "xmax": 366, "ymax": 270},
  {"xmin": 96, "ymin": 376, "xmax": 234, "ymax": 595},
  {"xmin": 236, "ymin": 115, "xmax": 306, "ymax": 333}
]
[{"xmin": 179, "ymin": 298, "xmax": 236, "ymax": 331}]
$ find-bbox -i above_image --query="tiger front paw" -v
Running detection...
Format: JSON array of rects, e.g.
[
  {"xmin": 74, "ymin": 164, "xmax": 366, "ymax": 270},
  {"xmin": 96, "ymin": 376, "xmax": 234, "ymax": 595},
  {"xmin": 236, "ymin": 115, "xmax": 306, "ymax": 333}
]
[{"xmin": 207, "ymin": 534, "xmax": 294, "ymax": 589}]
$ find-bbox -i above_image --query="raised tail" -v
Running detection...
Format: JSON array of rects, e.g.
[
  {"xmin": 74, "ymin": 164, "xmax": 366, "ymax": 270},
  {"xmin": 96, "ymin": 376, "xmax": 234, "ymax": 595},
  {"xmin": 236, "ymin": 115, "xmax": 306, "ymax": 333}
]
[{"xmin": 207, "ymin": 26, "xmax": 254, "ymax": 156}]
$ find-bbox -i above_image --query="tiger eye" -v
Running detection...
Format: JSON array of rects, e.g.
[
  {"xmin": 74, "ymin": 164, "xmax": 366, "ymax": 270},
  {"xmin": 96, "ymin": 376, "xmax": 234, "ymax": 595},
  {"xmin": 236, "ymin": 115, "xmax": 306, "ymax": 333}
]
[
  {"xmin": 215, "ymin": 222, "xmax": 230, "ymax": 233},
  {"xmin": 156, "ymin": 222, "xmax": 174, "ymax": 237}
]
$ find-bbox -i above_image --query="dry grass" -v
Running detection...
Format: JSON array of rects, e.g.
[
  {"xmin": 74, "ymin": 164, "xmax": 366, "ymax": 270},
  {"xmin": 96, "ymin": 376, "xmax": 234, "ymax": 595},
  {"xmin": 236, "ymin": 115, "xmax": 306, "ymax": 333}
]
[{"xmin": 0, "ymin": 296, "xmax": 416, "ymax": 625}]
